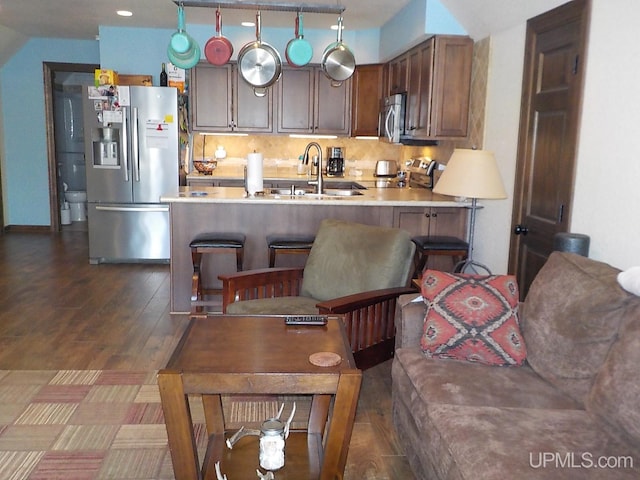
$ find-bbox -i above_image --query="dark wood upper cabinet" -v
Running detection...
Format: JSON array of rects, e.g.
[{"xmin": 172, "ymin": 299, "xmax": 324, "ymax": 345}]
[
  {"xmin": 388, "ymin": 55, "xmax": 409, "ymax": 95},
  {"xmin": 277, "ymin": 66, "xmax": 351, "ymax": 136},
  {"xmin": 351, "ymin": 64, "xmax": 384, "ymax": 137},
  {"xmin": 387, "ymin": 35, "xmax": 473, "ymax": 139},
  {"xmin": 190, "ymin": 63, "xmax": 273, "ymax": 133}
]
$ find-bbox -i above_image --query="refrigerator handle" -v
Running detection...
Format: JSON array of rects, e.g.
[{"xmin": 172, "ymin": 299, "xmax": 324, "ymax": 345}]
[
  {"xmin": 132, "ymin": 107, "xmax": 140, "ymax": 182},
  {"xmin": 121, "ymin": 107, "xmax": 129, "ymax": 182}
]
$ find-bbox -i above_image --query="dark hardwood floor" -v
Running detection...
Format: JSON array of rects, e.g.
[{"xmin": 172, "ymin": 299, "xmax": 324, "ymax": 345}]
[{"xmin": 0, "ymin": 230, "xmax": 415, "ymax": 479}]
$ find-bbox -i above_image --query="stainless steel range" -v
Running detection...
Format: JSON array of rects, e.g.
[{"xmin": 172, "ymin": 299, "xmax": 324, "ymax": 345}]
[{"xmin": 407, "ymin": 157, "xmax": 437, "ymax": 189}]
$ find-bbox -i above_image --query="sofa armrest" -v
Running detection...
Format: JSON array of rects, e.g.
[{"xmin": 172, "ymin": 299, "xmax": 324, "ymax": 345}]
[{"xmin": 395, "ymin": 293, "xmax": 427, "ymax": 350}]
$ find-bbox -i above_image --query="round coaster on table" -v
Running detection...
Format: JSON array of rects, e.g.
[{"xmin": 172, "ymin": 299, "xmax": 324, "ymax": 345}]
[{"xmin": 309, "ymin": 351, "xmax": 342, "ymax": 367}]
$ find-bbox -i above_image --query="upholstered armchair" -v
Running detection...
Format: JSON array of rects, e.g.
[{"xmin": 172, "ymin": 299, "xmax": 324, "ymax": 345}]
[{"xmin": 219, "ymin": 218, "xmax": 417, "ymax": 369}]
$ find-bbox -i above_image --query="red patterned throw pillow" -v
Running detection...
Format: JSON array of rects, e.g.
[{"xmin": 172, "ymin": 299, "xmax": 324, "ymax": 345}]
[{"xmin": 420, "ymin": 270, "xmax": 526, "ymax": 366}]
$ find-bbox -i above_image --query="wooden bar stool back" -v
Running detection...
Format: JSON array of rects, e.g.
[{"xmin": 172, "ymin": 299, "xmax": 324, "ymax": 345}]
[
  {"xmin": 266, "ymin": 234, "xmax": 315, "ymax": 268},
  {"xmin": 412, "ymin": 235, "xmax": 469, "ymax": 277},
  {"xmin": 190, "ymin": 232, "xmax": 245, "ymax": 316}
]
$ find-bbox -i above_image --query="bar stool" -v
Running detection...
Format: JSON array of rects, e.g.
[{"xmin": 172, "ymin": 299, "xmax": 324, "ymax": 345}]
[
  {"xmin": 412, "ymin": 235, "xmax": 469, "ymax": 277},
  {"xmin": 266, "ymin": 234, "xmax": 315, "ymax": 268},
  {"xmin": 190, "ymin": 232, "xmax": 245, "ymax": 316}
]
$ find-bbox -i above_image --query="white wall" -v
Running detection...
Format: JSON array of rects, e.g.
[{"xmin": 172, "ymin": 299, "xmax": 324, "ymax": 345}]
[
  {"xmin": 476, "ymin": 26, "xmax": 526, "ymax": 274},
  {"xmin": 571, "ymin": 0, "xmax": 640, "ymax": 269}
]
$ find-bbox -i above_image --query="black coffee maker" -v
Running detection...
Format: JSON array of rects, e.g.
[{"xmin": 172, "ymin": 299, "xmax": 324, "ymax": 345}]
[{"xmin": 326, "ymin": 146, "xmax": 345, "ymax": 177}]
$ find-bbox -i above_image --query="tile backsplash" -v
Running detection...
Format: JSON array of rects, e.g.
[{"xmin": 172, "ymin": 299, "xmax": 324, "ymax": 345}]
[{"xmin": 191, "ymin": 134, "xmax": 440, "ymax": 169}]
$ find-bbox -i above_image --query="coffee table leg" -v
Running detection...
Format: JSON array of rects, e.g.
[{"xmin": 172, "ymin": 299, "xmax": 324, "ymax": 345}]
[
  {"xmin": 158, "ymin": 370, "xmax": 201, "ymax": 480},
  {"xmin": 321, "ymin": 370, "xmax": 362, "ymax": 479}
]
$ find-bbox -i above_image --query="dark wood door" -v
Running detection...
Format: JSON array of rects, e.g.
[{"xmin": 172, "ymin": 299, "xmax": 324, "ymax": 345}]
[{"xmin": 508, "ymin": 0, "xmax": 589, "ymax": 299}]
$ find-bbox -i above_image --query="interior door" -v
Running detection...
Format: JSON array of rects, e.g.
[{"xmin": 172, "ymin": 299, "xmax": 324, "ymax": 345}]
[{"xmin": 508, "ymin": 0, "xmax": 589, "ymax": 299}]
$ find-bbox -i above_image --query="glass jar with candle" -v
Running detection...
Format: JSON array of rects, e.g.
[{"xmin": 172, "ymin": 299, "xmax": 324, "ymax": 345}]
[{"xmin": 259, "ymin": 418, "xmax": 285, "ymax": 471}]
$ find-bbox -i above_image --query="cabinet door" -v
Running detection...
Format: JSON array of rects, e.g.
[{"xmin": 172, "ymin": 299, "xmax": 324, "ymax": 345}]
[
  {"xmin": 388, "ymin": 54, "xmax": 408, "ymax": 95},
  {"xmin": 405, "ymin": 47, "xmax": 423, "ymax": 135},
  {"xmin": 234, "ymin": 72, "xmax": 273, "ymax": 133},
  {"xmin": 314, "ymin": 70, "xmax": 351, "ymax": 135},
  {"xmin": 351, "ymin": 64, "xmax": 384, "ymax": 137},
  {"xmin": 430, "ymin": 36, "xmax": 473, "ymax": 137},
  {"xmin": 191, "ymin": 63, "xmax": 233, "ymax": 131},
  {"xmin": 414, "ymin": 39, "xmax": 436, "ymax": 138},
  {"xmin": 277, "ymin": 67, "xmax": 314, "ymax": 133}
]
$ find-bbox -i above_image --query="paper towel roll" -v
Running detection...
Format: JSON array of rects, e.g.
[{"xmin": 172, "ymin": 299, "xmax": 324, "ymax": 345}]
[{"xmin": 246, "ymin": 152, "xmax": 263, "ymax": 195}]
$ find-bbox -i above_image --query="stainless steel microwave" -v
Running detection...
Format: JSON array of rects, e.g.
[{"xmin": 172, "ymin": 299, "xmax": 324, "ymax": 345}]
[{"xmin": 379, "ymin": 93, "xmax": 405, "ymax": 144}]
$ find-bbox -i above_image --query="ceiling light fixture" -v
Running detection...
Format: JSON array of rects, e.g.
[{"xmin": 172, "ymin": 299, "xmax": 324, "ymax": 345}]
[
  {"xmin": 117, "ymin": 10, "xmax": 133, "ymax": 17},
  {"xmin": 241, "ymin": 21, "xmax": 255, "ymax": 27}
]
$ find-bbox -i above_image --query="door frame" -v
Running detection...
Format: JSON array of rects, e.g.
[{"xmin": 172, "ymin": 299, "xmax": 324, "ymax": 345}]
[{"xmin": 43, "ymin": 62, "xmax": 98, "ymax": 232}]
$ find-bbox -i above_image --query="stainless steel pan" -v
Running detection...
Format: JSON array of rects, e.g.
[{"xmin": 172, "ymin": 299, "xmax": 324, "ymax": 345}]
[
  {"xmin": 321, "ymin": 16, "xmax": 355, "ymax": 83},
  {"xmin": 237, "ymin": 11, "xmax": 282, "ymax": 97}
]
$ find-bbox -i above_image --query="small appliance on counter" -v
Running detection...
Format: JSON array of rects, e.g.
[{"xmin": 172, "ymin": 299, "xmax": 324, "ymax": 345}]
[
  {"xmin": 407, "ymin": 157, "xmax": 437, "ymax": 189},
  {"xmin": 374, "ymin": 159, "xmax": 398, "ymax": 177},
  {"xmin": 326, "ymin": 146, "xmax": 345, "ymax": 177}
]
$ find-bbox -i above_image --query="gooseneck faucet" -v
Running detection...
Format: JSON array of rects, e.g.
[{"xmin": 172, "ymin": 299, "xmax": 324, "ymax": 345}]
[{"xmin": 304, "ymin": 142, "xmax": 324, "ymax": 194}]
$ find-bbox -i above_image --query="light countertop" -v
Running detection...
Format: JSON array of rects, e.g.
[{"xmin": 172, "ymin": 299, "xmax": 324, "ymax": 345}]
[{"xmin": 162, "ymin": 186, "xmax": 470, "ymax": 208}]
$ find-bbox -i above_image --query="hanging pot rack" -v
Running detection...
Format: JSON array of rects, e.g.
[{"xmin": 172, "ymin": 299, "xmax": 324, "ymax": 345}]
[{"xmin": 173, "ymin": 0, "xmax": 345, "ymax": 15}]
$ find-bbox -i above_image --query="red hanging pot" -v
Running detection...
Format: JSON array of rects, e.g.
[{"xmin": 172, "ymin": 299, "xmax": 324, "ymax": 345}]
[{"xmin": 205, "ymin": 8, "xmax": 233, "ymax": 66}]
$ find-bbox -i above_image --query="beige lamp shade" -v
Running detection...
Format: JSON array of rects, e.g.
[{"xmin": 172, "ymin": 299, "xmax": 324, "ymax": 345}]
[{"xmin": 433, "ymin": 149, "xmax": 507, "ymax": 199}]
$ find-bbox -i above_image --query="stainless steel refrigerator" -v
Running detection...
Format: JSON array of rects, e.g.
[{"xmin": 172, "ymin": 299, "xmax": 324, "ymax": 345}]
[{"xmin": 83, "ymin": 85, "xmax": 178, "ymax": 264}]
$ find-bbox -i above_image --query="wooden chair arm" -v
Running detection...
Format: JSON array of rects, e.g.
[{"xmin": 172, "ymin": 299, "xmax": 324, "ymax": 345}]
[
  {"xmin": 316, "ymin": 286, "xmax": 419, "ymax": 370},
  {"xmin": 315, "ymin": 286, "xmax": 419, "ymax": 314},
  {"xmin": 219, "ymin": 267, "xmax": 304, "ymax": 312}
]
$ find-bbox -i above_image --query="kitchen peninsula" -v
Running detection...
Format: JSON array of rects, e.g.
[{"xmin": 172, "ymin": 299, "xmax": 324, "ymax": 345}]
[{"xmin": 162, "ymin": 178, "xmax": 469, "ymax": 313}]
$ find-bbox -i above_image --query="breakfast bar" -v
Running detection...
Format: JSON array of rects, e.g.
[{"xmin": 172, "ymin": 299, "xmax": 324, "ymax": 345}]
[{"xmin": 161, "ymin": 185, "xmax": 469, "ymax": 313}]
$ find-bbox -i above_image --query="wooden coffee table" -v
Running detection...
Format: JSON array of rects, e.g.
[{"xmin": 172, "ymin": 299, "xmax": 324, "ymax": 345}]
[{"xmin": 158, "ymin": 315, "xmax": 362, "ymax": 480}]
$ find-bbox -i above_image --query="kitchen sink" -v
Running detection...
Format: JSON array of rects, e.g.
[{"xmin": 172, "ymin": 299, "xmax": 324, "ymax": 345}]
[
  {"xmin": 323, "ymin": 189, "xmax": 364, "ymax": 196},
  {"xmin": 269, "ymin": 185, "xmax": 365, "ymax": 197},
  {"xmin": 270, "ymin": 187, "xmax": 314, "ymax": 196}
]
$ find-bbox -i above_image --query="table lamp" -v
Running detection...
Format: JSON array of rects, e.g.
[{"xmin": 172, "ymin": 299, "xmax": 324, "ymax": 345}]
[{"xmin": 433, "ymin": 148, "xmax": 507, "ymax": 274}]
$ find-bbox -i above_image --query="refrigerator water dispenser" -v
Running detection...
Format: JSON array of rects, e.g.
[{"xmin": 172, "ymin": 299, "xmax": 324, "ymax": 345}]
[{"xmin": 93, "ymin": 128, "xmax": 119, "ymax": 166}]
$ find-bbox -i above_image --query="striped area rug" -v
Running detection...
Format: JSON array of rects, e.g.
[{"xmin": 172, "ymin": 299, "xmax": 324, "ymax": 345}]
[{"xmin": 0, "ymin": 370, "xmax": 309, "ymax": 479}]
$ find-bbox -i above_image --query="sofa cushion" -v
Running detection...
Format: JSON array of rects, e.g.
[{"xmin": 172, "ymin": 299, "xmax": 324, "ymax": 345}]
[
  {"xmin": 421, "ymin": 404, "xmax": 639, "ymax": 479},
  {"xmin": 393, "ymin": 347, "xmax": 579, "ymax": 410},
  {"xmin": 522, "ymin": 252, "xmax": 632, "ymax": 405},
  {"xmin": 587, "ymin": 301, "xmax": 640, "ymax": 449},
  {"xmin": 225, "ymin": 296, "xmax": 319, "ymax": 315},
  {"xmin": 419, "ymin": 270, "xmax": 526, "ymax": 366}
]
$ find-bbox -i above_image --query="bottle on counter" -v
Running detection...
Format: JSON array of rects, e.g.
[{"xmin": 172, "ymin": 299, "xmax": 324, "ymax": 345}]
[{"xmin": 160, "ymin": 63, "xmax": 168, "ymax": 87}]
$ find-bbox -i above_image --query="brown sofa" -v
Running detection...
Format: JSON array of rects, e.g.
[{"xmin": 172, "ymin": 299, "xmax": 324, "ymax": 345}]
[{"xmin": 392, "ymin": 252, "xmax": 640, "ymax": 479}]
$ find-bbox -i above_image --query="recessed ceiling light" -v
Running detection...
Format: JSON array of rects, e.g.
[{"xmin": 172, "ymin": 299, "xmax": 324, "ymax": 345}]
[
  {"xmin": 241, "ymin": 21, "xmax": 255, "ymax": 27},
  {"xmin": 117, "ymin": 10, "xmax": 133, "ymax": 17},
  {"xmin": 330, "ymin": 24, "xmax": 344, "ymax": 31}
]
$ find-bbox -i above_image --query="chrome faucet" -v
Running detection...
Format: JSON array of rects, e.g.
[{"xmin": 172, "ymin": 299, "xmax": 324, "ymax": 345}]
[{"xmin": 304, "ymin": 142, "xmax": 324, "ymax": 194}]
